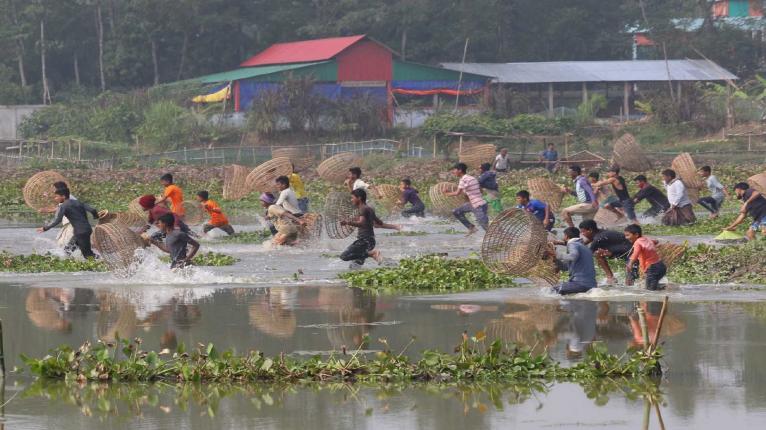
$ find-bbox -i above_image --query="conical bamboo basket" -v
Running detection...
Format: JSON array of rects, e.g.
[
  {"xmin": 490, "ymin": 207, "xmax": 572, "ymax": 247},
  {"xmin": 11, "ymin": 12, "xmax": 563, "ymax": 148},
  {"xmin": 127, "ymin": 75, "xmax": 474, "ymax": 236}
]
[
  {"xmin": 747, "ymin": 172, "xmax": 766, "ymax": 193},
  {"xmin": 323, "ymin": 191, "xmax": 358, "ymax": 239},
  {"xmin": 656, "ymin": 242, "xmax": 687, "ymax": 269},
  {"xmin": 297, "ymin": 213, "xmax": 323, "ymax": 241},
  {"xmin": 459, "ymin": 144, "xmax": 497, "ymax": 170},
  {"xmin": 223, "ymin": 164, "xmax": 251, "ymax": 200},
  {"xmin": 612, "ymin": 133, "xmax": 652, "ymax": 172},
  {"xmin": 593, "ymin": 207, "xmax": 624, "ymax": 228},
  {"xmin": 23, "ymin": 170, "xmax": 68, "ymax": 211},
  {"xmin": 93, "ymin": 223, "xmax": 146, "ymax": 274},
  {"xmin": 370, "ymin": 184, "xmax": 401, "ymax": 211},
  {"xmin": 481, "ymin": 209, "xmax": 547, "ymax": 275},
  {"xmin": 428, "ymin": 182, "xmax": 468, "ymax": 214},
  {"xmin": 671, "ymin": 153, "xmax": 705, "ymax": 190},
  {"xmin": 271, "ymin": 147, "xmax": 314, "ymax": 170},
  {"xmin": 245, "ymin": 157, "xmax": 293, "ymax": 193},
  {"xmin": 317, "ymin": 152, "xmax": 362, "ymax": 184},
  {"xmin": 526, "ymin": 177, "xmax": 565, "ymax": 212}
]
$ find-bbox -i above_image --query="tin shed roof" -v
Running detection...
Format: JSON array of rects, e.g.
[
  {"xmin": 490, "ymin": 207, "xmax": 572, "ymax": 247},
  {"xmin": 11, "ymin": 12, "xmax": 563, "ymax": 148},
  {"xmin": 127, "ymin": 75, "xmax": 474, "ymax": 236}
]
[{"xmin": 440, "ymin": 60, "xmax": 738, "ymax": 84}]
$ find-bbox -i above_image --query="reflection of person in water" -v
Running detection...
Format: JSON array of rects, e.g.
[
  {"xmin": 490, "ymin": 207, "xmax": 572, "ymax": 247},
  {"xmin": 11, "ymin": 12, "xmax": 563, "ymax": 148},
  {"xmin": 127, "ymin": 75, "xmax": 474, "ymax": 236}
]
[
  {"xmin": 559, "ymin": 300, "xmax": 598, "ymax": 358},
  {"xmin": 26, "ymin": 288, "xmax": 95, "ymax": 333},
  {"xmin": 629, "ymin": 302, "xmax": 662, "ymax": 348},
  {"xmin": 326, "ymin": 288, "xmax": 381, "ymax": 351},
  {"xmin": 249, "ymin": 287, "xmax": 298, "ymax": 339}
]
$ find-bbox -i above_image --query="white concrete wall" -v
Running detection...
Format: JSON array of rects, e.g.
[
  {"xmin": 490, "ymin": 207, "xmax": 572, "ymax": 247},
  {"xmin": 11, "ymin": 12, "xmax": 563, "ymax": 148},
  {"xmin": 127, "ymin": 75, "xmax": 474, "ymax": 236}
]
[{"xmin": 0, "ymin": 105, "xmax": 45, "ymax": 139}]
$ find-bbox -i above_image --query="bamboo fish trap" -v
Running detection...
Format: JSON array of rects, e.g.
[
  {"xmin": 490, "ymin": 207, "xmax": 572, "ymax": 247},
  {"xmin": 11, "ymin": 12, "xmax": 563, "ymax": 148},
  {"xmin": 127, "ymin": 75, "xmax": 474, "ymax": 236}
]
[
  {"xmin": 317, "ymin": 152, "xmax": 362, "ymax": 184},
  {"xmin": 92, "ymin": 223, "xmax": 146, "ymax": 274},
  {"xmin": 323, "ymin": 191, "xmax": 358, "ymax": 239},
  {"xmin": 271, "ymin": 147, "xmax": 314, "ymax": 170},
  {"xmin": 611, "ymin": 134, "xmax": 652, "ymax": 172},
  {"xmin": 182, "ymin": 201, "xmax": 206, "ymax": 226},
  {"xmin": 97, "ymin": 210, "xmax": 144, "ymax": 228},
  {"xmin": 370, "ymin": 184, "xmax": 401, "ymax": 211},
  {"xmin": 23, "ymin": 170, "xmax": 68, "ymax": 212},
  {"xmin": 245, "ymin": 157, "xmax": 293, "ymax": 193},
  {"xmin": 748, "ymin": 172, "xmax": 766, "ymax": 193},
  {"xmin": 526, "ymin": 177, "xmax": 565, "ymax": 212},
  {"xmin": 428, "ymin": 182, "xmax": 467, "ymax": 214},
  {"xmin": 223, "ymin": 164, "xmax": 251, "ymax": 200},
  {"xmin": 671, "ymin": 153, "xmax": 705, "ymax": 191},
  {"xmin": 593, "ymin": 207, "xmax": 624, "ymax": 228},
  {"xmin": 481, "ymin": 209, "xmax": 547, "ymax": 275},
  {"xmin": 459, "ymin": 144, "xmax": 497, "ymax": 170},
  {"xmin": 297, "ymin": 213, "xmax": 323, "ymax": 241},
  {"xmin": 656, "ymin": 242, "xmax": 687, "ymax": 269}
]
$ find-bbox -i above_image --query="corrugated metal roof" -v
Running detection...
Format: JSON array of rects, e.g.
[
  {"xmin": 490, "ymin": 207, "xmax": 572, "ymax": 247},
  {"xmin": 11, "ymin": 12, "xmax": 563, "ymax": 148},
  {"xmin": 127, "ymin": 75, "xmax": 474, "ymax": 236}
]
[
  {"xmin": 393, "ymin": 60, "xmax": 490, "ymax": 81},
  {"xmin": 240, "ymin": 35, "xmax": 368, "ymax": 67},
  {"xmin": 440, "ymin": 60, "xmax": 738, "ymax": 84},
  {"xmin": 197, "ymin": 62, "xmax": 329, "ymax": 84}
]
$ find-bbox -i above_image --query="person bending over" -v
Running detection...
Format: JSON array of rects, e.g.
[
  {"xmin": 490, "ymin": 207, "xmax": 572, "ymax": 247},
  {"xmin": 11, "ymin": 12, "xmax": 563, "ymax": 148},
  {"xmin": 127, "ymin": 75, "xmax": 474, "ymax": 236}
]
[
  {"xmin": 725, "ymin": 182, "xmax": 766, "ymax": 241},
  {"xmin": 515, "ymin": 190, "xmax": 554, "ymax": 231},
  {"xmin": 552, "ymin": 227, "xmax": 597, "ymax": 295},
  {"xmin": 153, "ymin": 213, "xmax": 199, "ymax": 269},
  {"xmin": 632, "ymin": 175, "xmax": 670, "ymax": 218},
  {"xmin": 446, "ymin": 162, "xmax": 489, "ymax": 235},
  {"xmin": 698, "ymin": 165, "xmax": 727, "ymax": 219},
  {"xmin": 591, "ymin": 166, "xmax": 638, "ymax": 225},
  {"xmin": 275, "ymin": 175, "xmax": 303, "ymax": 215},
  {"xmin": 340, "ymin": 189, "xmax": 400, "ymax": 267},
  {"xmin": 579, "ymin": 219, "xmax": 635, "ymax": 285},
  {"xmin": 624, "ymin": 224, "xmax": 666, "ymax": 291},
  {"xmin": 397, "ymin": 178, "xmax": 425, "ymax": 218},
  {"xmin": 259, "ymin": 192, "xmax": 305, "ymax": 246},
  {"xmin": 560, "ymin": 165, "xmax": 598, "ymax": 227}
]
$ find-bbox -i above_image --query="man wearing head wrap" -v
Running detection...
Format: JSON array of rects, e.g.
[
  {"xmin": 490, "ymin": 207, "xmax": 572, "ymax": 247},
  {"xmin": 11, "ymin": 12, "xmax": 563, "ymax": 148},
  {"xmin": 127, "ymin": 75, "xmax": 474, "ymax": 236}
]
[{"xmin": 137, "ymin": 194, "xmax": 191, "ymax": 242}]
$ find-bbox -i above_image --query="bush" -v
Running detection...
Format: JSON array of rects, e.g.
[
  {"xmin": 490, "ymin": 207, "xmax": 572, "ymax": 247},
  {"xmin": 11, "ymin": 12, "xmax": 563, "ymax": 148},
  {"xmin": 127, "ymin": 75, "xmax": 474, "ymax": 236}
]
[{"xmin": 136, "ymin": 101, "xmax": 196, "ymax": 151}]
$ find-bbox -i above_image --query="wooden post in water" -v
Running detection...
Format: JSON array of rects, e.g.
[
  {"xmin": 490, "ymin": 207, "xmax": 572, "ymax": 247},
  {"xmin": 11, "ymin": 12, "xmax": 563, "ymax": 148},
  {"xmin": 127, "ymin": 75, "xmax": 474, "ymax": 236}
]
[{"xmin": 649, "ymin": 296, "xmax": 670, "ymax": 354}]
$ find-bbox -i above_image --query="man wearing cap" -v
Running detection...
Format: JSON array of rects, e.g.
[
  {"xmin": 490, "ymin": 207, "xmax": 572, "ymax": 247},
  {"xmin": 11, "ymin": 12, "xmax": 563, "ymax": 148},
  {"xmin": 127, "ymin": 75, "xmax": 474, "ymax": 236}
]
[{"xmin": 138, "ymin": 194, "xmax": 191, "ymax": 241}]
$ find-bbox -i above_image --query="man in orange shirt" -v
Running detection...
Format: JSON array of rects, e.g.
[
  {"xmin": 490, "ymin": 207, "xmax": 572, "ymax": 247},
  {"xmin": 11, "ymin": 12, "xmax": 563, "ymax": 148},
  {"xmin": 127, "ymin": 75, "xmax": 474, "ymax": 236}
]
[
  {"xmin": 624, "ymin": 224, "xmax": 666, "ymax": 291},
  {"xmin": 196, "ymin": 191, "xmax": 234, "ymax": 235},
  {"xmin": 156, "ymin": 173, "xmax": 185, "ymax": 217}
]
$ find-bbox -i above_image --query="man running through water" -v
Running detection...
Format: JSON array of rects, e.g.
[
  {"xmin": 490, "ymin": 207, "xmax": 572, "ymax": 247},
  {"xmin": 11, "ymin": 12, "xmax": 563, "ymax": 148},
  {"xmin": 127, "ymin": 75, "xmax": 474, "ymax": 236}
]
[{"xmin": 340, "ymin": 189, "xmax": 400, "ymax": 267}]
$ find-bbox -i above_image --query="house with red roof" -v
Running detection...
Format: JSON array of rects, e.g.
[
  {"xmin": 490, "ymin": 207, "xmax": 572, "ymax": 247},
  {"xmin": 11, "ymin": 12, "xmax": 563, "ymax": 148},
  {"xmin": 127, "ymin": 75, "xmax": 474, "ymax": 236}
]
[{"xmin": 193, "ymin": 35, "xmax": 489, "ymax": 126}]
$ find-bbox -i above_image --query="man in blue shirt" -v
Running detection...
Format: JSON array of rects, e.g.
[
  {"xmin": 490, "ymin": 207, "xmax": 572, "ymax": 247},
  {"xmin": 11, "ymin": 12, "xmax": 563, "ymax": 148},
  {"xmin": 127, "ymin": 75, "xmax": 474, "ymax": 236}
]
[
  {"xmin": 515, "ymin": 190, "xmax": 554, "ymax": 231},
  {"xmin": 539, "ymin": 143, "xmax": 559, "ymax": 172},
  {"xmin": 552, "ymin": 227, "xmax": 597, "ymax": 295}
]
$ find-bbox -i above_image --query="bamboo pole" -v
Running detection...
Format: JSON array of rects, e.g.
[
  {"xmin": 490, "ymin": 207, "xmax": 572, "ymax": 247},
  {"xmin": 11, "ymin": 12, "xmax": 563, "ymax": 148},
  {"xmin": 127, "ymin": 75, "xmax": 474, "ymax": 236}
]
[{"xmin": 649, "ymin": 296, "xmax": 670, "ymax": 354}]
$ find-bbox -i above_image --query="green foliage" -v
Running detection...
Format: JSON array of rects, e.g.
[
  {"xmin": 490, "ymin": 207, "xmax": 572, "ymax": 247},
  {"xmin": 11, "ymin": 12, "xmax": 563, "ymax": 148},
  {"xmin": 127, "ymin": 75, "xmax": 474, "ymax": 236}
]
[
  {"xmin": 339, "ymin": 255, "xmax": 516, "ymax": 292},
  {"xmin": 576, "ymin": 94, "xmax": 607, "ymax": 125},
  {"xmin": 384, "ymin": 230, "xmax": 429, "ymax": 237},
  {"xmin": 20, "ymin": 335, "xmax": 663, "ymax": 384},
  {"xmin": 422, "ymin": 113, "xmax": 573, "ymax": 138},
  {"xmin": 160, "ymin": 251, "xmax": 237, "ymax": 266},
  {"xmin": 0, "ymin": 252, "xmax": 106, "ymax": 273},
  {"xmin": 671, "ymin": 241, "xmax": 766, "ymax": 284},
  {"xmin": 136, "ymin": 101, "xmax": 198, "ymax": 151},
  {"xmin": 641, "ymin": 214, "xmax": 736, "ymax": 236}
]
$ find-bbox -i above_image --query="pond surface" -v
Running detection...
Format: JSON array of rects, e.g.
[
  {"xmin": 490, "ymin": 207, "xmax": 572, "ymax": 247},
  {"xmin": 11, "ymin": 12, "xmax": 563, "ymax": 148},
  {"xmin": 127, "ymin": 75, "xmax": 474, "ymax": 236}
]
[{"xmin": 0, "ymin": 216, "xmax": 765, "ymax": 429}]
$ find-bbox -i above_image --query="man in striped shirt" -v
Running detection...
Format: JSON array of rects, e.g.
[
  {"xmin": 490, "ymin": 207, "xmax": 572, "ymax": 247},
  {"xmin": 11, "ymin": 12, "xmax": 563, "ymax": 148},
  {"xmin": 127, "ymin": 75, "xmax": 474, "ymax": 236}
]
[{"xmin": 446, "ymin": 162, "xmax": 489, "ymax": 235}]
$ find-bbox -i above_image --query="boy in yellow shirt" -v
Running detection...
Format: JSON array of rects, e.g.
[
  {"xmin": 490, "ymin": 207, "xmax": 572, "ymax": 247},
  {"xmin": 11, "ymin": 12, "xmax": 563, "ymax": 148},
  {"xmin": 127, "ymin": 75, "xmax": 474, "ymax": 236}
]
[
  {"xmin": 157, "ymin": 173, "xmax": 185, "ymax": 217},
  {"xmin": 289, "ymin": 165, "xmax": 309, "ymax": 213}
]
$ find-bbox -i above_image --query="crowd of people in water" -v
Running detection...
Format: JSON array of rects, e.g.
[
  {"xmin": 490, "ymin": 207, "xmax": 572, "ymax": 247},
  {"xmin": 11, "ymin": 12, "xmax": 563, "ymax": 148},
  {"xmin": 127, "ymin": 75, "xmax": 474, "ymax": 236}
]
[{"xmin": 35, "ymin": 144, "xmax": 766, "ymax": 296}]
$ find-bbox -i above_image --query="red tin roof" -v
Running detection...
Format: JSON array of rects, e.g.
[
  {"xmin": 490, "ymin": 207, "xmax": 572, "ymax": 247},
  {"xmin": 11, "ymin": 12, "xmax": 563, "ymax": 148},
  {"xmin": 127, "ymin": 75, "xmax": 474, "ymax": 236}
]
[{"xmin": 240, "ymin": 35, "xmax": 369, "ymax": 67}]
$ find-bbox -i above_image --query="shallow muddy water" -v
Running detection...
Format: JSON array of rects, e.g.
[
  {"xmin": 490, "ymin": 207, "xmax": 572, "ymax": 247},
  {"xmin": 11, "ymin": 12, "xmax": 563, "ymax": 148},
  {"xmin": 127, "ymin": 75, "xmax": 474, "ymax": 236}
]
[{"xmin": 0, "ymin": 216, "xmax": 765, "ymax": 429}]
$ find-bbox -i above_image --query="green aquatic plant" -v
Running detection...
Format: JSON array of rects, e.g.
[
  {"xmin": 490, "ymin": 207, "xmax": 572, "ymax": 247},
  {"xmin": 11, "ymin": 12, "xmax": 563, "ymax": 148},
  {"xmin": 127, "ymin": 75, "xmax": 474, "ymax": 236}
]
[
  {"xmin": 641, "ymin": 214, "xmax": 737, "ymax": 236},
  {"xmin": 217, "ymin": 229, "xmax": 272, "ymax": 244},
  {"xmin": 21, "ymin": 334, "xmax": 662, "ymax": 385},
  {"xmin": 383, "ymin": 230, "xmax": 429, "ymax": 237},
  {"xmin": 0, "ymin": 252, "xmax": 106, "ymax": 272},
  {"xmin": 160, "ymin": 251, "xmax": 237, "ymax": 266},
  {"xmin": 670, "ymin": 241, "xmax": 766, "ymax": 284},
  {"xmin": 339, "ymin": 255, "xmax": 516, "ymax": 292}
]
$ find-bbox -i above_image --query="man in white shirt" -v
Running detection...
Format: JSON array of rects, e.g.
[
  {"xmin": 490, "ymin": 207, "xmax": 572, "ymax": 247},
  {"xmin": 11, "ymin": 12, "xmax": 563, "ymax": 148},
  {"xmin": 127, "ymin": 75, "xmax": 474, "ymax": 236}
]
[
  {"xmin": 661, "ymin": 169, "xmax": 696, "ymax": 226},
  {"xmin": 346, "ymin": 167, "xmax": 369, "ymax": 192},
  {"xmin": 275, "ymin": 176, "xmax": 303, "ymax": 215},
  {"xmin": 493, "ymin": 148, "xmax": 510, "ymax": 172}
]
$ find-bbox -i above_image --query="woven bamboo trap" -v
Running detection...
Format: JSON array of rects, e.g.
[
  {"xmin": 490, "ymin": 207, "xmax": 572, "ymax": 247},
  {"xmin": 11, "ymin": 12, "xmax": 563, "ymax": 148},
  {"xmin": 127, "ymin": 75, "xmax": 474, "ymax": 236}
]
[
  {"xmin": 23, "ymin": 170, "xmax": 68, "ymax": 211},
  {"xmin": 93, "ymin": 223, "xmax": 146, "ymax": 274},
  {"xmin": 612, "ymin": 134, "xmax": 652, "ymax": 172},
  {"xmin": 656, "ymin": 242, "xmax": 687, "ymax": 269},
  {"xmin": 671, "ymin": 153, "xmax": 705, "ymax": 190},
  {"xmin": 459, "ymin": 143, "xmax": 497, "ymax": 170},
  {"xmin": 481, "ymin": 209, "xmax": 547, "ymax": 275},
  {"xmin": 317, "ymin": 152, "xmax": 362, "ymax": 184},
  {"xmin": 323, "ymin": 191, "xmax": 358, "ymax": 239},
  {"xmin": 182, "ymin": 201, "xmax": 206, "ymax": 226},
  {"xmin": 297, "ymin": 213, "xmax": 323, "ymax": 241},
  {"xmin": 223, "ymin": 164, "xmax": 251, "ymax": 200},
  {"xmin": 526, "ymin": 178, "xmax": 565, "ymax": 212},
  {"xmin": 97, "ymin": 211, "xmax": 144, "ymax": 228},
  {"xmin": 370, "ymin": 184, "xmax": 401, "ymax": 211},
  {"xmin": 429, "ymin": 182, "xmax": 467, "ymax": 214},
  {"xmin": 748, "ymin": 172, "xmax": 766, "ymax": 193},
  {"xmin": 593, "ymin": 207, "xmax": 624, "ymax": 228},
  {"xmin": 271, "ymin": 147, "xmax": 314, "ymax": 170},
  {"xmin": 245, "ymin": 157, "xmax": 293, "ymax": 193}
]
